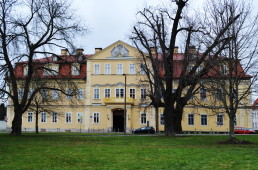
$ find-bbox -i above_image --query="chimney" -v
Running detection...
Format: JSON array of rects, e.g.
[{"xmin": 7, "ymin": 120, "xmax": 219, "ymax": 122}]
[
  {"xmin": 76, "ymin": 48, "xmax": 84, "ymax": 54},
  {"xmin": 174, "ymin": 46, "xmax": 179, "ymax": 53},
  {"xmin": 95, "ymin": 48, "xmax": 102, "ymax": 54},
  {"xmin": 61, "ymin": 49, "xmax": 68, "ymax": 56},
  {"xmin": 189, "ymin": 46, "xmax": 196, "ymax": 54}
]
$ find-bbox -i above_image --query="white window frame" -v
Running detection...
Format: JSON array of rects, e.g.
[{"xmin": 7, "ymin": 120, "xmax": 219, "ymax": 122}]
[
  {"xmin": 94, "ymin": 88, "xmax": 100, "ymax": 99},
  {"xmin": 77, "ymin": 89, "xmax": 84, "ymax": 100},
  {"xmin": 94, "ymin": 64, "xmax": 100, "ymax": 75},
  {"xmin": 117, "ymin": 64, "xmax": 123, "ymax": 75},
  {"xmin": 72, "ymin": 64, "xmax": 80, "ymax": 76},
  {"xmin": 65, "ymin": 113, "xmax": 72, "ymax": 123},
  {"xmin": 130, "ymin": 88, "xmax": 135, "ymax": 99},
  {"xmin": 52, "ymin": 65, "xmax": 59, "ymax": 76},
  {"xmin": 52, "ymin": 112, "xmax": 58, "ymax": 123},
  {"xmin": 41, "ymin": 112, "xmax": 47, "ymax": 123},
  {"xmin": 41, "ymin": 89, "xmax": 48, "ymax": 100},
  {"xmin": 66, "ymin": 89, "xmax": 73, "ymax": 100},
  {"xmin": 141, "ymin": 88, "xmax": 146, "ymax": 99},
  {"xmin": 188, "ymin": 113, "xmax": 194, "ymax": 125},
  {"xmin": 140, "ymin": 63, "xmax": 146, "ymax": 74},
  {"xmin": 93, "ymin": 112, "xmax": 100, "ymax": 124},
  {"xmin": 104, "ymin": 89, "xmax": 111, "ymax": 98},
  {"xmin": 77, "ymin": 113, "xmax": 83, "ymax": 124},
  {"xmin": 141, "ymin": 113, "xmax": 147, "ymax": 124},
  {"xmin": 116, "ymin": 88, "xmax": 124, "ymax": 97},
  {"xmin": 105, "ymin": 64, "xmax": 111, "ymax": 75},
  {"xmin": 129, "ymin": 64, "xmax": 135, "ymax": 74},
  {"xmin": 28, "ymin": 112, "xmax": 33, "ymax": 123},
  {"xmin": 24, "ymin": 66, "xmax": 28, "ymax": 76},
  {"xmin": 200, "ymin": 114, "xmax": 208, "ymax": 126},
  {"xmin": 217, "ymin": 114, "xmax": 224, "ymax": 125}
]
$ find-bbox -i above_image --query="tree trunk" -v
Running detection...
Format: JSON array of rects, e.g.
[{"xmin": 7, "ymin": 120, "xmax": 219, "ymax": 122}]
[
  {"xmin": 155, "ymin": 107, "xmax": 159, "ymax": 132},
  {"xmin": 229, "ymin": 114, "xmax": 235, "ymax": 139},
  {"xmin": 164, "ymin": 107, "xmax": 176, "ymax": 136},
  {"xmin": 174, "ymin": 106, "xmax": 183, "ymax": 134},
  {"xmin": 35, "ymin": 112, "xmax": 39, "ymax": 133},
  {"xmin": 11, "ymin": 110, "xmax": 22, "ymax": 135}
]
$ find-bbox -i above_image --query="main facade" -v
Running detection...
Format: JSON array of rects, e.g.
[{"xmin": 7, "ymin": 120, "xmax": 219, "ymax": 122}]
[{"xmin": 7, "ymin": 41, "xmax": 253, "ymax": 133}]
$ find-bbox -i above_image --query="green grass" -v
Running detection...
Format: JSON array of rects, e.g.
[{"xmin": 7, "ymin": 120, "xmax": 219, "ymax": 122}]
[{"xmin": 0, "ymin": 134, "xmax": 258, "ymax": 170}]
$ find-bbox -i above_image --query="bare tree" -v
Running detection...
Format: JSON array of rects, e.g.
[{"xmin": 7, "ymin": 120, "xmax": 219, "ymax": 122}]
[
  {"xmin": 131, "ymin": 0, "xmax": 241, "ymax": 136},
  {"xmin": 0, "ymin": 0, "xmax": 87, "ymax": 135},
  {"xmin": 205, "ymin": 0, "xmax": 258, "ymax": 141}
]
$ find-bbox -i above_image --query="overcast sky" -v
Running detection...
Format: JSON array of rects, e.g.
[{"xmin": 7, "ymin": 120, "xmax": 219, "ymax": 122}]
[{"xmin": 71, "ymin": 0, "xmax": 257, "ymax": 54}]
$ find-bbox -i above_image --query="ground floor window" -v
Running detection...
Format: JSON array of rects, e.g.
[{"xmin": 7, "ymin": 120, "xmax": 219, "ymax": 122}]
[
  {"xmin": 41, "ymin": 112, "xmax": 46, "ymax": 123},
  {"xmin": 201, "ymin": 114, "xmax": 207, "ymax": 126},
  {"xmin": 160, "ymin": 114, "xmax": 164, "ymax": 125},
  {"xmin": 77, "ymin": 113, "xmax": 83, "ymax": 123},
  {"xmin": 188, "ymin": 114, "xmax": 194, "ymax": 125},
  {"xmin": 93, "ymin": 112, "xmax": 100, "ymax": 123},
  {"xmin": 141, "ymin": 113, "xmax": 146, "ymax": 124},
  {"xmin": 52, "ymin": 112, "xmax": 58, "ymax": 123},
  {"xmin": 28, "ymin": 112, "xmax": 33, "ymax": 123},
  {"xmin": 66, "ymin": 113, "xmax": 72, "ymax": 123},
  {"xmin": 217, "ymin": 114, "xmax": 223, "ymax": 125}
]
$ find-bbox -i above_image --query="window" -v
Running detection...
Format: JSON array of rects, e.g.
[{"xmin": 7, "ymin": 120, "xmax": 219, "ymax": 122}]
[
  {"xmin": 130, "ymin": 89, "xmax": 135, "ymax": 99},
  {"xmin": 160, "ymin": 114, "xmax": 164, "ymax": 125},
  {"xmin": 28, "ymin": 89, "xmax": 33, "ymax": 98},
  {"xmin": 52, "ymin": 90, "xmax": 59, "ymax": 100},
  {"xmin": 94, "ymin": 64, "xmax": 100, "ymax": 74},
  {"xmin": 41, "ymin": 112, "xmax": 46, "ymax": 123},
  {"xmin": 141, "ymin": 113, "xmax": 147, "ymax": 124},
  {"xmin": 66, "ymin": 113, "xmax": 72, "ymax": 123},
  {"xmin": 18, "ymin": 89, "xmax": 24, "ymax": 99},
  {"xmin": 77, "ymin": 89, "xmax": 84, "ymax": 100},
  {"xmin": 201, "ymin": 114, "xmax": 207, "ymax": 126},
  {"xmin": 221, "ymin": 65, "xmax": 227, "ymax": 75},
  {"xmin": 116, "ymin": 88, "xmax": 124, "ymax": 97},
  {"xmin": 72, "ymin": 65, "xmax": 80, "ymax": 76},
  {"xmin": 188, "ymin": 114, "xmax": 194, "ymax": 125},
  {"xmin": 117, "ymin": 64, "xmax": 123, "ymax": 74},
  {"xmin": 197, "ymin": 66, "xmax": 202, "ymax": 73},
  {"xmin": 41, "ymin": 89, "xmax": 48, "ymax": 100},
  {"xmin": 53, "ymin": 56, "xmax": 58, "ymax": 62},
  {"xmin": 105, "ymin": 64, "xmax": 111, "ymax": 74},
  {"xmin": 200, "ymin": 88, "xmax": 206, "ymax": 100},
  {"xmin": 52, "ymin": 112, "xmax": 58, "ymax": 123},
  {"xmin": 216, "ymin": 89, "xmax": 223, "ymax": 101},
  {"xmin": 52, "ymin": 66, "xmax": 59, "ymax": 76},
  {"xmin": 129, "ymin": 64, "xmax": 135, "ymax": 74},
  {"xmin": 23, "ymin": 66, "xmax": 28, "ymax": 76},
  {"xmin": 217, "ymin": 114, "xmax": 223, "ymax": 125},
  {"xmin": 28, "ymin": 112, "xmax": 33, "ymax": 123},
  {"xmin": 93, "ymin": 112, "xmax": 99, "ymax": 123},
  {"xmin": 94, "ymin": 88, "xmax": 100, "ymax": 99},
  {"xmin": 66, "ymin": 89, "xmax": 73, "ymax": 100},
  {"xmin": 105, "ymin": 89, "xmax": 111, "ymax": 98},
  {"xmin": 141, "ymin": 88, "xmax": 146, "ymax": 99},
  {"xmin": 234, "ymin": 115, "xmax": 237, "ymax": 126},
  {"xmin": 140, "ymin": 64, "xmax": 146, "ymax": 74},
  {"xmin": 77, "ymin": 113, "xmax": 83, "ymax": 123}
]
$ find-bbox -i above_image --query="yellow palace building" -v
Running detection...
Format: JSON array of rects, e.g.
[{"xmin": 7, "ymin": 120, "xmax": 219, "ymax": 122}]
[{"xmin": 6, "ymin": 40, "xmax": 253, "ymax": 133}]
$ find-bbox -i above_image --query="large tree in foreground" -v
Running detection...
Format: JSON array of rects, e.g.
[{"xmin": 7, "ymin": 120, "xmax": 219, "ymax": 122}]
[
  {"xmin": 131, "ymin": 0, "xmax": 241, "ymax": 136},
  {"xmin": 0, "ymin": 0, "xmax": 86, "ymax": 135}
]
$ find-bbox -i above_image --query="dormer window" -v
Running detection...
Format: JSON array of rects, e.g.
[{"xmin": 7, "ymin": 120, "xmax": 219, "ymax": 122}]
[
  {"xmin": 23, "ymin": 65, "xmax": 28, "ymax": 76},
  {"xmin": 78, "ymin": 56, "xmax": 84, "ymax": 61},
  {"xmin": 44, "ymin": 64, "xmax": 59, "ymax": 76},
  {"xmin": 221, "ymin": 65, "xmax": 227, "ymax": 75},
  {"xmin": 72, "ymin": 63, "xmax": 80, "ymax": 76},
  {"xmin": 53, "ymin": 56, "xmax": 58, "ymax": 62}
]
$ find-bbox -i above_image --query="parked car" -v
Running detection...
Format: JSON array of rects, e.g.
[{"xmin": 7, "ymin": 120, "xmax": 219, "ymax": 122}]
[
  {"xmin": 234, "ymin": 127, "xmax": 256, "ymax": 134},
  {"xmin": 132, "ymin": 126, "xmax": 155, "ymax": 134}
]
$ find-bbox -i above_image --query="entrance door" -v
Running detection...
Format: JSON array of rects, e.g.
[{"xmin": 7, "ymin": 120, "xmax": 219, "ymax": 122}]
[{"xmin": 113, "ymin": 110, "xmax": 124, "ymax": 132}]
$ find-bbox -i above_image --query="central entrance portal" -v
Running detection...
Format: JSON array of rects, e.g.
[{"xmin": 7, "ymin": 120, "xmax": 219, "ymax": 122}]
[{"xmin": 113, "ymin": 110, "xmax": 124, "ymax": 132}]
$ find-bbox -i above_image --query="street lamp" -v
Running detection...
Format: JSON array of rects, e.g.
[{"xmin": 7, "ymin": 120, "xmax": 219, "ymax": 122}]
[{"xmin": 123, "ymin": 74, "xmax": 127, "ymax": 134}]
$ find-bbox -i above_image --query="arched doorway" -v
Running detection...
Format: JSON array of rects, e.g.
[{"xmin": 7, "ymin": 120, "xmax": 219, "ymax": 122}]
[{"xmin": 113, "ymin": 110, "xmax": 124, "ymax": 132}]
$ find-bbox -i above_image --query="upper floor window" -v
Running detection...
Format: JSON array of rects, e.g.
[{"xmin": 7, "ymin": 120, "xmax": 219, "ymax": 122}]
[
  {"xmin": 77, "ymin": 89, "xmax": 84, "ymax": 100},
  {"xmin": 72, "ymin": 64, "xmax": 80, "ymax": 76},
  {"xmin": 216, "ymin": 89, "xmax": 223, "ymax": 101},
  {"xmin": 23, "ymin": 66, "xmax": 28, "ymax": 76},
  {"xmin": 40, "ymin": 89, "xmax": 48, "ymax": 101},
  {"xmin": 117, "ymin": 64, "xmax": 123, "ymax": 75},
  {"xmin": 129, "ymin": 64, "xmax": 135, "ymax": 74},
  {"xmin": 105, "ymin": 64, "xmax": 111, "ymax": 74},
  {"xmin": 94, "ymin": 64, "xmax": 100, "ymax": 74},
  {"xmin": 18, "ymin": 89, "xmax": 24, "ymax": 99},
  {"xmin": 94, "ymin": 88, "xmax": 100, "ymax": 99},
  {"xmin": 52, "ymin": 90, "xmax": 59, "ymax": 100},
  {"xmin": 197, "ymin": 66, "xmax": 202, "ymax": 74},
  {"xmin": 141, "ymin": 88, "xmax": 146, "ymax": 99},
  {"xmin": 140, "ymin": 64, "xmax": 146, "ymax": 74},
  {"xmin": 116, "ymin": 88, "xmax": 124, "ymax": 97},
  {"xmin": 52, "ymin": 56, "xmax": 58, "ymax": 62},
  {"xmin": 105, "ymin": 89, "xmax": 111, "ymax": 98},
  {"xmin": 66, "ymin": 89, "xmax": 73, "ymax": 100},
  {"xmin": 44, "ymin": 65, "xmax": 59, "ymax": 76}
]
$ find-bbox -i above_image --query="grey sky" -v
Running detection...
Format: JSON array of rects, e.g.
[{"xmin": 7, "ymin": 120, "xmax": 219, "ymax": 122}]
[{"xmin": 71, "ymin": 0, "xmax": 257, "ymax": 54}]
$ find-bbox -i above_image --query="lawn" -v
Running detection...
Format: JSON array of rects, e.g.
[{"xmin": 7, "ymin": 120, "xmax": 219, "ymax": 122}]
[{"xmin": 0, "ymin": 134, "xmax": 257, "ymax": 170}]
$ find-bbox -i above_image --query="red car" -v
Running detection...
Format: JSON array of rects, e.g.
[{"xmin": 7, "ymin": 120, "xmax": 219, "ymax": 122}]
[{"xmin": 234, "ymin": 127, "xmax": 256, "ymax": 134}]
